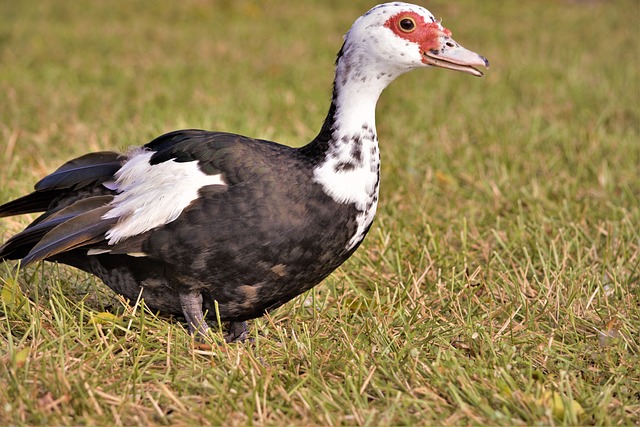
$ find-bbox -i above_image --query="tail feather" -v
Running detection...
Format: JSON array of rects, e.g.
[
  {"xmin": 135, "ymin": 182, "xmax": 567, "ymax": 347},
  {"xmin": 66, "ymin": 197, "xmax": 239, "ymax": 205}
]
[{"xmin": 0, "ymin": 190, "xmax": 61, "ymax": 218}]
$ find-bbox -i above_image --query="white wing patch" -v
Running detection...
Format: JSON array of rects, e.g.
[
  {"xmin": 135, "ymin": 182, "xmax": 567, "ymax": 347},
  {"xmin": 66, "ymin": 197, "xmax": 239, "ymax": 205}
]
[{"xmin": 103, "ymin": 150, "xmax": 226, "ymax": 244}]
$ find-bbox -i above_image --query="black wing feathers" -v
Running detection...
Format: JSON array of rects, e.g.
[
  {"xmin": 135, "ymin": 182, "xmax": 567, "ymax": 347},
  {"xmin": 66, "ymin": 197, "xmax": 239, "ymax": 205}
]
[
  {"xmin": 20, "ymin": 205, "xmax": 116, "ymax": 266},
  {"xmin": 145, "ymin": 129, "xmax": 289, "ymax": 182},
  {"xmin": 1, "ymin": 129, "xmax": 282, "ymax": 265},
  {"xmin": 0, "ymin": 152, "xmax": 121, "ymax": 219},
  {"xmin": 34, "ymin": 151, "xmax": 123, "ymax": 191},
  {"xmin": 0, "ymin": 151, "xmax": 122, "ymax": 264},
  {"xmin": 0, "ymin": 196, "xmax": 115, "ymax": 263},
  {"xmin": 145, "ymin": 129, "xmax": 236, "ymax": 176}
]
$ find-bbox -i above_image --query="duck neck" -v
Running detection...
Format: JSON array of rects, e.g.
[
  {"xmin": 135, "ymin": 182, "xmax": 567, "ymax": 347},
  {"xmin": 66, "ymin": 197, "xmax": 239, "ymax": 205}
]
[
  {"xmin": 301, "ymin": 42, "xmax": 399, "ymax": 250},
  {"xmin": 306, "ymin": 43, "xmax": 397, "ymax": 156}
]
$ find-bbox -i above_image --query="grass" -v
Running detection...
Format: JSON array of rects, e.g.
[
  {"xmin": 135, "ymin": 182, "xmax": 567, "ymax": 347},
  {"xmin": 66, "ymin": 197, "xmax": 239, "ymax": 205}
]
[{"xmin": 0, "ymin": 0, "xmax": 638, "ymax": 425}]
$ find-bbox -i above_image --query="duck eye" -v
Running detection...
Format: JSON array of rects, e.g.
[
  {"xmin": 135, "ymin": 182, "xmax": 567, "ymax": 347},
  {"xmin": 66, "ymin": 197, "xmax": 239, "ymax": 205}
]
[{"xmin": 398, "ymin": 17, "xmax": 416, "ymax": 32}]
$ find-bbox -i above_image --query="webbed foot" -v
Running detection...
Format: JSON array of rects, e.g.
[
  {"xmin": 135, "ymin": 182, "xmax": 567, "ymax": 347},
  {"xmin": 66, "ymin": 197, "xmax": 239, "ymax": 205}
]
[
  {"xmin": 179, "ymin": 292, "xmax": 250, "ymax": 343},
  {"xmin": 224, "ymin": 321, "xmax": 250, "ymax": 343}
]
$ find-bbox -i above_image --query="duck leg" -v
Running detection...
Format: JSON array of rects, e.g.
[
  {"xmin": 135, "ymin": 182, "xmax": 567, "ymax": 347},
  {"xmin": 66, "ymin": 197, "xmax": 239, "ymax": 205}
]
[
  {"xmin": 224, "ymin": 321, "xmax": 250, "ymax": 343},
  {"xmin": 178, "ymin": 291, "xmax": 209, "ymax": 337},
  {"xmin": 179, "ymin": 291, "xmax": 250, "ymax": 342}
]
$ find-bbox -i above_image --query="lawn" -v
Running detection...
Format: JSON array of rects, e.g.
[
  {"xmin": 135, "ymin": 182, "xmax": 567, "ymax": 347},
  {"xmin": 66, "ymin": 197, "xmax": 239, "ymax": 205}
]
[{"xmin": 0, "ymin": 0, "xmax": 638, "ymax": 425}]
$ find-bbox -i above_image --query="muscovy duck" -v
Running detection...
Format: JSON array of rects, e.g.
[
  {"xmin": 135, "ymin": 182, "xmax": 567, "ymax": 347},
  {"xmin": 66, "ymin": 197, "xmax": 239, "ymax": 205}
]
[{"xmin": 0, "ymin": 2, "xmax": 488, "ymax": 342}]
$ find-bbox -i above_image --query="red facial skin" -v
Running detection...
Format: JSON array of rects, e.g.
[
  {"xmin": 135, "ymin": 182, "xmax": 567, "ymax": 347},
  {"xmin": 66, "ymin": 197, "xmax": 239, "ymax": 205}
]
[{"xmin": 384, "ymin": 11, "xmax": 452, "ymax": 61}]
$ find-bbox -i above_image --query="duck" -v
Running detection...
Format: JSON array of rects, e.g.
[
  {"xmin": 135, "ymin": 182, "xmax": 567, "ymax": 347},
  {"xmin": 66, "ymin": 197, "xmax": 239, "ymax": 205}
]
[{"xmin": 0, "ymin": 2, "xmax": 488, "ymax": 342}]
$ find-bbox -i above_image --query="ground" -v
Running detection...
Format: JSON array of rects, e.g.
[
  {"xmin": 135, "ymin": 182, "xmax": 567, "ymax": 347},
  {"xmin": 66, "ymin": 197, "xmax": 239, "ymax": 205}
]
[{"xmin": 0, "ymin": 0, "xmax": 638, "ymax": 425}]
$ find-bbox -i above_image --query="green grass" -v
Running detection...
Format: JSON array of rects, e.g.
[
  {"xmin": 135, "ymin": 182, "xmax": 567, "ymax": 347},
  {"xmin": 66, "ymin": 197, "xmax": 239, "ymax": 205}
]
[{"xmin": 1, "ymin": 0, "xmax": 638, "ymax": 425}]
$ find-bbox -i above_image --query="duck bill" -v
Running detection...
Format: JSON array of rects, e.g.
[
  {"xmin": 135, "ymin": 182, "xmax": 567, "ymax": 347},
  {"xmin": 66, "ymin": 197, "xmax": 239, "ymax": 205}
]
[{"xmin": 423, "ymin": 43, "xmax": 489, "ymax": 77}]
